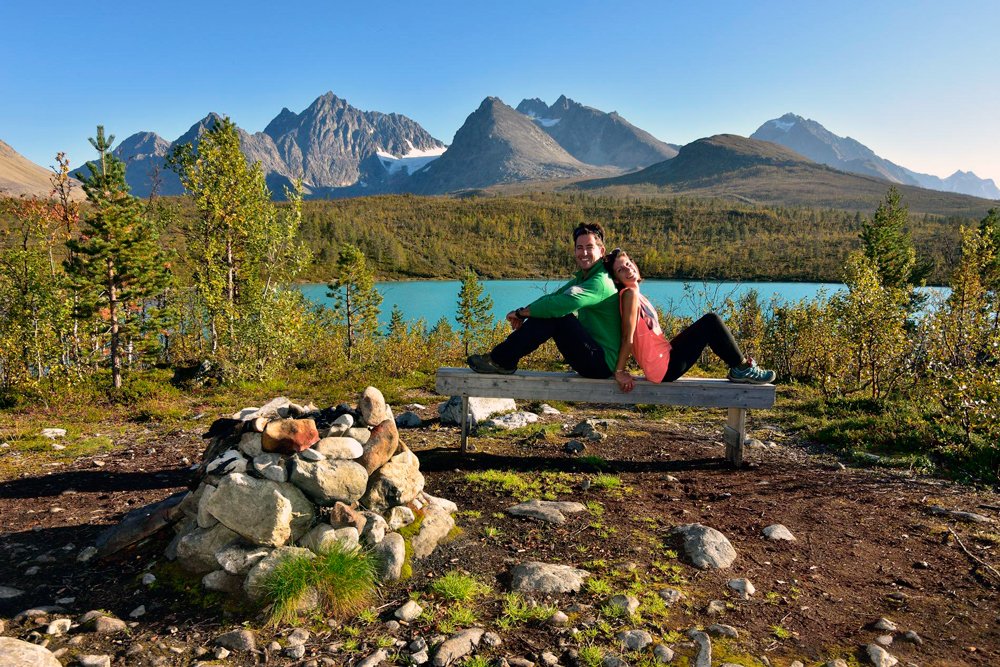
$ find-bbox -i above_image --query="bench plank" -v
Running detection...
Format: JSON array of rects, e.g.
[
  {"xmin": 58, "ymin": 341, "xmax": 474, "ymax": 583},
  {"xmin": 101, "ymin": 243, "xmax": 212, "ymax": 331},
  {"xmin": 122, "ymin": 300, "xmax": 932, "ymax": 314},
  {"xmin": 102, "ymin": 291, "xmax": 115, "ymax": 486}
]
[
  {"xmin": 435, "ymin": 367, "xmax": 775, "ymax": 467},
  {"xmin": 435, "ymin": 367, "xmax": 774, "ymax": 408}
]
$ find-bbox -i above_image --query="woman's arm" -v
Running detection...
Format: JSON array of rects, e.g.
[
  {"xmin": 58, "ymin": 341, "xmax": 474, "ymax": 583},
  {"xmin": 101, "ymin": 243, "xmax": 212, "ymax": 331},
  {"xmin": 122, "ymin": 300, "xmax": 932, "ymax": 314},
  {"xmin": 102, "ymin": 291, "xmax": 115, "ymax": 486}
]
[{"xmin": 614, "ymin": 288, "xmax": 639, "ymax": 392}]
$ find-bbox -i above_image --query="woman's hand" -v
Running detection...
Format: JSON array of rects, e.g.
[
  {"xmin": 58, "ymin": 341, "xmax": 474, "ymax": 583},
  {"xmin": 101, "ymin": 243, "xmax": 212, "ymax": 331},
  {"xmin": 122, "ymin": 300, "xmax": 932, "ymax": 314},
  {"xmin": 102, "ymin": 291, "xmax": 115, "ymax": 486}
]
[{"xmin": 614, "ymin": 369, "xmax": 634, "ymax": 393}]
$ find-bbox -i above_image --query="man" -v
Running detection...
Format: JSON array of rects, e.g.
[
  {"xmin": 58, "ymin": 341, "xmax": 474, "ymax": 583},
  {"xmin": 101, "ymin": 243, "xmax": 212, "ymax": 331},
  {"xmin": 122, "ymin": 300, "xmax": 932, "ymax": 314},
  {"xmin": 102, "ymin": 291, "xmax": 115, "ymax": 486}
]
[{"xmin": 467, "ymin": 222, "xmax": 621, "ymax": 378}]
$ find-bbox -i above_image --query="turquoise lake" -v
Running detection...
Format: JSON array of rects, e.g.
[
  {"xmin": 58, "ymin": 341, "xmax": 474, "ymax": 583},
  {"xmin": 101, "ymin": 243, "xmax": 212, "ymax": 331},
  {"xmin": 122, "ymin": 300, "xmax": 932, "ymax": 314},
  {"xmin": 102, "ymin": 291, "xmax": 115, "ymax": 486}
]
[{"xmin": 299, "ymin": 279, "xmax": 850, "ymax": 327}]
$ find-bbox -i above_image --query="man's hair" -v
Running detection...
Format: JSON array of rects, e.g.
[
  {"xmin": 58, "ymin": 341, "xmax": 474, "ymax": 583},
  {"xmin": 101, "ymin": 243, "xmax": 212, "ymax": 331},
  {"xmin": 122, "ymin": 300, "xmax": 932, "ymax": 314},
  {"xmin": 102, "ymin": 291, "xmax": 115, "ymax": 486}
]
[{"xmin": 573, "ymin": 222, "xmax": 606, "ymax": 246}]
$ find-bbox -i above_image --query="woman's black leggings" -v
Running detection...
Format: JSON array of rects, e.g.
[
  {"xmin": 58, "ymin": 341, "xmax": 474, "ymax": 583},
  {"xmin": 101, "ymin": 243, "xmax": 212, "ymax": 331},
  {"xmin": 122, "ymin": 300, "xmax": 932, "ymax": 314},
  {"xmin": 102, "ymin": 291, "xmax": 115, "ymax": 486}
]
[{"xmin": 663, "ymin": 313, "xmax": 744, "ymax": 382}]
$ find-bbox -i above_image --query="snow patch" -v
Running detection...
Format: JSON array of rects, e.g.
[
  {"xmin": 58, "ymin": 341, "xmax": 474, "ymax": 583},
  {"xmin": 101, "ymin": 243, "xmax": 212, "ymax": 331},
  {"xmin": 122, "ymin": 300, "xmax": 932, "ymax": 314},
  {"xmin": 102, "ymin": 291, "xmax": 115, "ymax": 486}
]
[
  {"xmin": 535, "ymin": 118, "xmax": 560, "ymax": 127},
  {"xmin": 375, "ymin": 143, "xmax": 446, "ymax": 176},
  {"xmin": 770, "ymin": 119, "xmax": 795, "ymax": 132}
]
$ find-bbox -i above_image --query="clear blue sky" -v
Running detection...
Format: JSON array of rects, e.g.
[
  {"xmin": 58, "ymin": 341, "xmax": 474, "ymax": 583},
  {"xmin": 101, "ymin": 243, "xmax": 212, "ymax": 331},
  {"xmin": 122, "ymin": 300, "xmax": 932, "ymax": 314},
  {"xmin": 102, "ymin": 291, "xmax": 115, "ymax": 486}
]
[{"xmin": 3, "ymin": 0, "xmax": 999, "ymax": 185}]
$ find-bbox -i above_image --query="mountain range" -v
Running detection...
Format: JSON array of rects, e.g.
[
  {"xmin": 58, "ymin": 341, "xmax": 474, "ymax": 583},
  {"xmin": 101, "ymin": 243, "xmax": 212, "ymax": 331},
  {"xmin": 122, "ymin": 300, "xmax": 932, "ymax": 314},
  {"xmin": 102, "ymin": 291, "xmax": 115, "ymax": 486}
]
[
  {"xmin": 4, "ymin": 92, "xmax": 997, "ymax": 213},
  {"xmin": 751, "ymin": 113, "xmax": 1000, "ymax": 199},
  {"xmin": 0, "ymin": 140, "xmax": 85, "ymax": 200}
]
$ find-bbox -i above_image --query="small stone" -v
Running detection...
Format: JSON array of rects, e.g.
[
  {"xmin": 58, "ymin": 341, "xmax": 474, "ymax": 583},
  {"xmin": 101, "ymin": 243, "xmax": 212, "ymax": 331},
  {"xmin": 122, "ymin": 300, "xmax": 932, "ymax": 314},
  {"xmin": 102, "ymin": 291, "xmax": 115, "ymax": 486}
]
[
  {"xmin": 214, "ymin": 647, "xmax": 231, "ymax": 659},
  {"xmin": 129, "ymin": 605, "xmax": 146, "ymax": 618},
  {"xmin": 141, "ymin": 573, "xmax": 156, "ymax": 586},
  {"xmin": 902, "ymin": 630, "xmax": 923, "ymax": 645},
  {"xmin": 395, "ymin": 600, "xmax": 423, "ymax": 622},
  {"xmin": 299, "ymin": 448, "xmax": 325, "ymax": 461},
  {"xmin": 539, "ymin": 651, "xmax": 559, "ymax": 666},
  {"xmin": 875, "ymin": 634, "xmax": 893, "ymax": 646},
  {"xmin": 46, "ymin": 618, "xmax": 72, "ymax": 635},
  {"xmin": 481, "ymin": 632, "xmax": 502, "ymax": 648},
  {"xmin": 762, "ymin": 524, "xmax": 796, "ymax": 541},
  {"xmin": 215, "ymin": 629, "xmax": 256, "ymax": 652},
  {"xmin": 357, "ymin": 648, "xmax": 388, "ymax": 667},
  {"xmin": 913, "ymin": 560, "xmax": 929, "ymax": 569},
  {"xmin": 707, "ymin": 623, "xmax": 738, "ymax": 638},
  {"xmin": 93, "ymin": 615, "xmax": 128, "ymax": 635},
  {"xmin": 77, "ymin": 546, "xmax": 98, "ymax": 562},
  {"xmin": 652, "ymin": 644, "xmax": 674, "ymax": 663},
  {"xmin": 78, "ymin": 656, "xmax": 112, "ymax": 667},
  {"xmin": 872, "ymin": 617, "xmax": 898, "ymax": 632},
  {"xmin": 608, "ymin": 594, "xmax": 640, "ymax": 616},
  {"xmin": 549, "ymin": 611, "xmax": 569, "ymax": 626},
  {"xmin": 0, "ymin": 585, "xmax": 25, "ymax": 599},
  {"xmin": 616, "ymin": 629, "xmax": 652, "ymax": 651},
  {"xmin": 865, "ymin": 644, "xmax": 899, "ymax": 667},
  {"xmin": 564, "ymin": 440, "xmax": 586, "ymax": 455},
  {"xmin": 727, "ymin": 578, "xmax": 755, "ymax": 599},
  {"xmin": 41, "ymin": 428, "xmax": 67, "ymax": 439},
  {"xmin": 658, "ymin": 588, "xmax": 683, "ymax": 605},
  {"xmin": 706, "ymin": 599, "xmax": 727, "ymax": 615},
  {"xmin": 285, "ymin": 644, "xmax": 307, "ymax": 659},
  {"xmin": 601, "ymin": 655, "xmax": 627, "ymax": 667}
]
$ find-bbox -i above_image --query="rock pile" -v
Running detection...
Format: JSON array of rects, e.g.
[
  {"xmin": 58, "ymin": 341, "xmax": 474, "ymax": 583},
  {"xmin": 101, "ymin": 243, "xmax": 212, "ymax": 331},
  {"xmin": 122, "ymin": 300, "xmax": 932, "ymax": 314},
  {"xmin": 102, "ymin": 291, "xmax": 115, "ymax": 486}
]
[{"xmin": 165, "ymin": 387, "xmax": 456, "ymax": 600}]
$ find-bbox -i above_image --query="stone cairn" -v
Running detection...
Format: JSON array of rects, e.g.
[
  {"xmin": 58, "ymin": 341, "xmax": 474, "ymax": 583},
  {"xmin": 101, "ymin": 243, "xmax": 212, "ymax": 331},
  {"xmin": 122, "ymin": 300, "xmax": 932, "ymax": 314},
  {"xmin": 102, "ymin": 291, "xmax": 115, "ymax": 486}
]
[{"xmin": 165, "ymin": 387, "xmax": 456, "ymax": 602}]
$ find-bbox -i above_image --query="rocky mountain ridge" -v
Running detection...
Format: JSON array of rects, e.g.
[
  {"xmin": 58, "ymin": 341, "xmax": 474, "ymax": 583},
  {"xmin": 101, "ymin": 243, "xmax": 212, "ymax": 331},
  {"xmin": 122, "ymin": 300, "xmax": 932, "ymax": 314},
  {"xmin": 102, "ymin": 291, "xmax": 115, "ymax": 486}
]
[{"xmin": 752, "ymin": 112, "xmax": 1000, "ymax": 199}]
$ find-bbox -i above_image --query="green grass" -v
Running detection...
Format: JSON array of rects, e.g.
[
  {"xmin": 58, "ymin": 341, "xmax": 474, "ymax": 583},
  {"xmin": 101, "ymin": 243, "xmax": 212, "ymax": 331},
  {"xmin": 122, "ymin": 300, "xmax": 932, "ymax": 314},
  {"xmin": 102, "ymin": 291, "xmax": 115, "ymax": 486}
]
[
  {"xmin": 589, "ymin": 474, "xmax": 624, "ymax": 491},
  {"xmin": 584, "ymin": 577, "xmax": 613, "ymax": 596},
  {"xmin": 260, "ymin": 544, "xmax": 377, "ymax": 626},
  {"xmin": 577, "ymin": 646, "xmax": 604, "ymax": 667},
  {"xmin": 497, "ymin": 593, "xmax": 555, "ymax": 627},
  {"xmin": 464, "ymin": 469, "xmax": 574, "ymax": 500},
  {"xmin": 427, "ymin": 571, "xmax": 492, "ymax": 601}
]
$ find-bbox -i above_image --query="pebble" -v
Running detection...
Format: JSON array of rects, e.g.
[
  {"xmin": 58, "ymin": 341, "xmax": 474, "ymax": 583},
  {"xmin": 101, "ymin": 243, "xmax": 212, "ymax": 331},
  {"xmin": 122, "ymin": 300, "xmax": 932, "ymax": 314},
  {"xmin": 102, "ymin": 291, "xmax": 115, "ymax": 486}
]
[
  {"xmin": 395, "ymin": 599, "xmax": 423, "ymax": 622},
  {"xmin": 902, "ymin": 630, "xmax": 923, "ymax": 645},
  {"xmin": 46, "ymin": 618, "xmax": 72, "ymax": 635},
  {"xmin": 707, "ymin": 623, "xmax": 739, "ymax": 638},
  {"xmin": 872, "ymin": 617, "xmax": 898, "ymax": 632},
  {"xmin": 285, "ymin": 644, "xmax": 307, "ymax": 659},
  {"xmin": 706, "ymin": 599, "xmax": 727, "ymax": 615},
  {"xmin": 652, "ymin": 644, "xmax": 674, "ymax": 663},
  {"xmin": 79, "ymin": 657, "xmax": 112, "ymax": 667}
]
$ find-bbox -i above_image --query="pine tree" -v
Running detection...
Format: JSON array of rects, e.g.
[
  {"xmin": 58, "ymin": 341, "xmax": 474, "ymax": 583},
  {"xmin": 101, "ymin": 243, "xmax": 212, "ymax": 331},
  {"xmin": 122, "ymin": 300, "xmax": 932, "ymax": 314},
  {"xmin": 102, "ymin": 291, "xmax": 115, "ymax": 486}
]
[
  {"xmin": 66, "ymin": 126, "xmax": 171, "ymax": 389},
  {"xmin": 455, "ymin": 267, "xmax": 494, "ymax": 356},
  {"xmin": 327, "ymin": 244, "xmax": 382, "ymax": 360},
  {"xmin": 387, "ymin": 304, "xmax": 406, "ymax": 340},
  {"xmin": 860, "ymin": 187, "xmax": 929, "ymax": 290}
]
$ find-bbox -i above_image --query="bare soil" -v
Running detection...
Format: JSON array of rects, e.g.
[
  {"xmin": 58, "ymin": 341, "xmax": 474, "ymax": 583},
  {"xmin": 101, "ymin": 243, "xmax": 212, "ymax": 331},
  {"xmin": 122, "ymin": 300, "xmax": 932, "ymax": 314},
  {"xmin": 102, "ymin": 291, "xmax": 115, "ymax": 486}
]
[{"xmin": 1, "ymin": 403, "xmax": 999, "ymax": 667}]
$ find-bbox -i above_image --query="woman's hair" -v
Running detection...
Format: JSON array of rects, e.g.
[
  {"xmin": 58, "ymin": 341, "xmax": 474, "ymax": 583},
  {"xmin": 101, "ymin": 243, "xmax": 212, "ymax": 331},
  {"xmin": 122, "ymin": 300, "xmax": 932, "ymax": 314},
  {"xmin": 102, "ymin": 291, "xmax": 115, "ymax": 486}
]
[
  {"xmin": 603, "ymin": 247, "xmax": 627, "ymax": 289},
  {"xmin": 572, "ymin": 222, "xmax": 606, "ymax": 248}
]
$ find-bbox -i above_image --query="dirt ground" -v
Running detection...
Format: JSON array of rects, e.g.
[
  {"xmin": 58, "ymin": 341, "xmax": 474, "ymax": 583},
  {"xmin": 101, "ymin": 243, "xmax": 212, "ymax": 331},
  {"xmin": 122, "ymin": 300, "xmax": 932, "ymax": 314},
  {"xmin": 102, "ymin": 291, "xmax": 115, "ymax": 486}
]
[{"xmin": 1, "ymin": 401, "xmax": 999, "ymax": 667}]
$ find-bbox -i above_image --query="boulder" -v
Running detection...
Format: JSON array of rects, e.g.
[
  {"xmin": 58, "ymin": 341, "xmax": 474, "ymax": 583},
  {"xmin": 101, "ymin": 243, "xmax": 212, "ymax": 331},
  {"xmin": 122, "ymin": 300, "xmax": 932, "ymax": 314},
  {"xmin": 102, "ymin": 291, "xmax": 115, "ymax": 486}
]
[
  {"xmin": 0, "ymin": 637, "xmax": 62, "ymax": 667},
  {"xmin": 509, "ymin": 561, "xmax": 590, "ymax": 593},
  {"xmin": 395, "ymin": 411, "xmax": 422, "ymax": 428},
  {"xmin": 262, "ymin": 418, "xmax": 319, "ymax": 454},
  {"xmin": 204, "ymin": 473, "xmax": 314, "ymax": 547},
  {"xmin": 432, "ymin": 628, "xmax": 484, "ymax": 667},
  {"xmin": 360, "ymin": 386, "xmax": 390, "ymax": 426},
  {"xmin": 238, "ymin": 432, "xmax": 263, "ymax": 457},
  {"xmin": 315, "ymin": 436, "xmax": 364, "ymax": 460},
  {"xmin": 672, "ymin": 523, "xmax": 737, "ymax": 569},
  {"xmin": 331, "ymin": 501, "xmax": 367, "ymax": 531},
  {"xmin": 357, "ymin": 419, "xmax": 400, "ymax": 474},
  {"xmin": 373, "ymin": 532, "xmax": 406, "ymax": 581},
  {"xmin": 362, "ymin": 448, "xmax": 425, "ymax": 513},
  {"xmin": 175, "ymin": 523, "xmax": 241, "ymax": 573},
  {"xmin": 411, "ymin": 505, "xmax": 455, "ymax": 559},
  {"xmin": 252, "ymin": 453, "xmax": 287, "ymax": 482},
  {"xmin": 216, "ymin": 543, "xmax": 271, "ymax": 575},
  {"xmin": 289, "ymin": 458, "xmax": 369, "ymax": 506},
  {"xmin": 299, "ymin": 524, "xmax": 360, "ymax": 554}
]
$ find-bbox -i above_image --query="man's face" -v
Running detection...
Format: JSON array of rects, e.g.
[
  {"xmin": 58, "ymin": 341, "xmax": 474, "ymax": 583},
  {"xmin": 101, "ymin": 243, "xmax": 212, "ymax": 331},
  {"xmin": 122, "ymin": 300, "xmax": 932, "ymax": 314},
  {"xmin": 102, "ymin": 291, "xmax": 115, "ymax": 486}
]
[{"xmin": 574, "ymin": 232, "xmax": 604, "ymax": 271}]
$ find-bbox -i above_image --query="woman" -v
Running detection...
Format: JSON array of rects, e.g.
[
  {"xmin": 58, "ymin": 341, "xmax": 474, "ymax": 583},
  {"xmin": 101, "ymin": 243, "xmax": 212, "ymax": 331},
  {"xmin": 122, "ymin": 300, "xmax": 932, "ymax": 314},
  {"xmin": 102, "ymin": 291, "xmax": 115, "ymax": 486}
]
[{"xmin": 604, "ymin": 248, "xmax": 776, "ymax": 392}]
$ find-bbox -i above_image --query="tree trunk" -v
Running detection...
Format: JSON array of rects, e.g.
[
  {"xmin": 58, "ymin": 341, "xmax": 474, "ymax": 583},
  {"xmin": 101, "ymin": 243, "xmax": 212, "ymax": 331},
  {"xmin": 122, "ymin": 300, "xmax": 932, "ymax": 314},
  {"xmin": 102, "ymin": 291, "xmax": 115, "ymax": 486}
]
[{"xmin": 108, "ymin": 259, "xmax": 121, "ymax": 389}]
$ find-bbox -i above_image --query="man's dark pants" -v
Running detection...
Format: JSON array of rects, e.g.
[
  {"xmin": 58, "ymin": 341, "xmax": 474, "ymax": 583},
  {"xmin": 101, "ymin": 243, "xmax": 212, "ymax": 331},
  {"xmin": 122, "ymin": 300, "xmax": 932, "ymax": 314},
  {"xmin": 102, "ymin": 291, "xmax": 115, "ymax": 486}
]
[{"xmin": 490, "ymin": 315, "xmax": 612, "ymax": 379}]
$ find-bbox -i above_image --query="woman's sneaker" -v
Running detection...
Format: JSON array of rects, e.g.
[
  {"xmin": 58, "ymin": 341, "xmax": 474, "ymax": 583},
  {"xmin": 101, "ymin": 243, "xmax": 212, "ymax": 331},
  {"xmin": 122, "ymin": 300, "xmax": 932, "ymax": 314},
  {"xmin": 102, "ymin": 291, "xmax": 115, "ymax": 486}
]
[
  {"xmin": 727, "ymin": 359, "xmax": 776, "ymax": 384},
  {"xmin": 467, "ymin": 354, "xmax": 516, "ymax": 375}
]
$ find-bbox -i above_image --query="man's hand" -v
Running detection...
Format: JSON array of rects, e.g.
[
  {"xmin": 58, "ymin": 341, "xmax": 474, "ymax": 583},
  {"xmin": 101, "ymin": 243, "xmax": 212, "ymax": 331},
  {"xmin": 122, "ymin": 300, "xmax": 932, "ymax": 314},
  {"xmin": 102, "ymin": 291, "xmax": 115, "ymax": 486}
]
[
  {"xmin": 614, "ymin": 369, "xmax": 634, "ymax": 393},
  {"xmin": 506, "ymin": 309, "xmax": 525, "ymax": 330}
]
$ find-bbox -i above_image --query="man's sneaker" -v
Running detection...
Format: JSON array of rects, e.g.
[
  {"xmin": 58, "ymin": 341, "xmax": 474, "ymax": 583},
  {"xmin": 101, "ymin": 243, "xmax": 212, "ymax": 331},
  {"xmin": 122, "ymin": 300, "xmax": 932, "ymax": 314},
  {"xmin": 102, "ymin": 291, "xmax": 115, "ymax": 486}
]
[
  {"xmin": 727, "ymin": 358, "xmax": 776, "ymax": 384},
  {"xmin": 467, "ymin": 353, "xmax": 516, "ymax": 375}
]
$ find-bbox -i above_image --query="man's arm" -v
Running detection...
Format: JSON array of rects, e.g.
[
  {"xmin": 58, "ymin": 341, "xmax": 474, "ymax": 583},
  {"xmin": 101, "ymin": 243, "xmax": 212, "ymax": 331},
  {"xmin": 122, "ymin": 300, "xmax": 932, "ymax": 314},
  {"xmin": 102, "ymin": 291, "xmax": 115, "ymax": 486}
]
[{"xmin": 527, "ymin": 271, "xmax": 615, "ymax": 319}]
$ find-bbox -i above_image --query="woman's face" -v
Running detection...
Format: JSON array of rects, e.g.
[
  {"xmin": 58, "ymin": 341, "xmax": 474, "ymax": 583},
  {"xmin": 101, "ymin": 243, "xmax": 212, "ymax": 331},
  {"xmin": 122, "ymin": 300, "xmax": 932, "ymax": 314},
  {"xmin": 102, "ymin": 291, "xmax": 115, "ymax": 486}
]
[{"xmin": 613, "ymin": 253, "xmax": 641, "ymax": 287}]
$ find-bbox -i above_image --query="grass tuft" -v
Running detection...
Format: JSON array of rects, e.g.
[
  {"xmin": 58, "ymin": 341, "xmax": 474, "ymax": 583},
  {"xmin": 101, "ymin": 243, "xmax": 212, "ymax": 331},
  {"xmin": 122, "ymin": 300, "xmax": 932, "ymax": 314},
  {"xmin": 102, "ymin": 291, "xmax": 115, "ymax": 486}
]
[
  {"xmin": 260, "ymin": 543, "xmax": 377, "ymax": 626},
  {"xmin": 428, "ymin": 571, "xmax": 492, "ymax": 601}
]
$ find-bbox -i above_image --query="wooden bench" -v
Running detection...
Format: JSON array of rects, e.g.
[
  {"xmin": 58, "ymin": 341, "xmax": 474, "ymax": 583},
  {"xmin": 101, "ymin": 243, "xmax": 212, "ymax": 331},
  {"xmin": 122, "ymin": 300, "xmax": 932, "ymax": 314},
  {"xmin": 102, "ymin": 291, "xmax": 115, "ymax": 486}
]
[{"xmin": 434, "ymin": 367, "xmax": 776, "ymax": 467}]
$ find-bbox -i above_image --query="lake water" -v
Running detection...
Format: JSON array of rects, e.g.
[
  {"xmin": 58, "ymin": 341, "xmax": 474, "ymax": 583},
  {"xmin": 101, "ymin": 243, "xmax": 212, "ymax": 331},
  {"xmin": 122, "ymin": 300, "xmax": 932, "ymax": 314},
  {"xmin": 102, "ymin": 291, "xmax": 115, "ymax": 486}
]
[{"xmin": 299, "ymin": 279, "xmax": 848, "ymax": 327}]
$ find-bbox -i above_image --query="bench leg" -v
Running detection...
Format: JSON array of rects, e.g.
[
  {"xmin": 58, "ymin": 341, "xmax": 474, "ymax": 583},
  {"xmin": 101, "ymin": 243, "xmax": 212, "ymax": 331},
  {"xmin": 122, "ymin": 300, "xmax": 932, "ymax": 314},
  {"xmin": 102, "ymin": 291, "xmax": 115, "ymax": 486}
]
[
  {"xmin": 723, "ymin": 407, "xmax": 746, "ymax": 468},
  {"xmin": 460, "ymin": 395, "xmax": 470, "ymax": 454}
]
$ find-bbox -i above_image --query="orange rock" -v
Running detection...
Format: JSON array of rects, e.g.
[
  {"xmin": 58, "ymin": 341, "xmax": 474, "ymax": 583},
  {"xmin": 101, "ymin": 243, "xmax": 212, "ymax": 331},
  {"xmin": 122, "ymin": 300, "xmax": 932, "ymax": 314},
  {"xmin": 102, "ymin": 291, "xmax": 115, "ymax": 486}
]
[
  {"xmin": 261, "ymin": 418, "xmax": 319, "ymax": 455},
  {"xmin": 356, "ymin": 418, "xmax": 399, "ymax": 474}
]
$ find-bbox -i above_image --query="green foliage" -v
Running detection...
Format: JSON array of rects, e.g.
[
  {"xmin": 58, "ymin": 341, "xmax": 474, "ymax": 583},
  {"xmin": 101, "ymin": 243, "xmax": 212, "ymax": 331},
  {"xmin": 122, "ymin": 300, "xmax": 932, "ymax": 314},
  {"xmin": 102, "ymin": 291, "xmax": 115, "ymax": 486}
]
[
  {"xmin": 589, "ymin": 474, "xmax": 623, "ymax": 491},
  {"xmin": 498, "ymin": 592, "xmax": 555, "ymax": 625},
  {"xmin": 576, "ymin": 645, "xmax": 604, "ymax": 667},
  {"xmin": 327, "ymin": 243, "xmax": 382, "ymax": 361},
  {"xmin": 259, "ymin": 543, "xmax": 377, "ymax": 626},
  {"xmin": 463, "ymin": 469, "xmax": 574, "ymax": 500},
  {"xmin": 427, "ymin": 571, "xmax": 492, "ymax": 601},
  {"xmin": 168, "ymin": 116, "xmax": 310, "ymax": 378},
  {"xmin": 456, "ymin": 267, "xmax": 494, "ymax": 356},
  {"xmin": 66, "ymin": 126, "xmax": 172, "ymax": 389}
]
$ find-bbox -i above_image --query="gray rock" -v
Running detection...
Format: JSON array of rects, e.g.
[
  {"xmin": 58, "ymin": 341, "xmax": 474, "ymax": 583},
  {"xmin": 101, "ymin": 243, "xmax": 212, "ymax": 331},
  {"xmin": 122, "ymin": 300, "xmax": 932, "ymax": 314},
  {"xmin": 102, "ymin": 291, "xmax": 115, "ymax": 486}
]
[
  {"xmin": 289, "ymin": 458, "xmax": 369, "ymax": 506},
  {"xmin": 202, "ymin": 570, "xmax": 243, "ymax": 594},
  {"xmin": 204, "ymin": 473, "xmax": 314, "ymax": 546},
  {"xmin": 540, "ymin": 404, "xmax": 561, "ymax": 415},
  {"xmin": 707, "ymin": 624, "xmax": 738, "ymax": 638},
  {"xmin": 129, "ymin": 604, "xmax": 146, "ymax": 618},
  {"xmin": 362, "ymin": 448, "xmax": 425, "ymax": 513},
  {"xmin": 347, "ymin": 426, "xmax": 372, "ymax": 444},
  {"xmin": 412, "ymin": 649, "xmax": 430, "ymax": 664},
  {"xmin": 333, "ymin": 413, "xmax": 355, "ymax": 429},
  {"xmin": 175, "ymin": 523, "xmax": 241, "ymax": 573},
  {"xmin": 299, "ymin": 447, "xmax": 325, "ymax": 461},
  {"xmin": 423, "ymin": 493, "xmax": 458, "ymax": 513},
  {"xmin": 45, "ymin": 618, "xmax": 72, "ymax": 635},
  {"xmin": 509, "ymin": 561, "xmax": 590, "ymax": 593},
  {"xmin": 395, "ymin": 600, "xmax": 423, "ymax": 622},
  {"xmin": 658, "ymin": 588, "xmax": 683, "ymax": 606},
  {"xmin": 196, "ymin": 483, "xmax": 220, "ymax": 528},
  {"xmin": 875, "ymin": 634, "xmax": 893, "ymax": 646},
  {"xmin": 687, "ymin": 630, "xmax": 711, "ymax": 667},
  {"xmin": 77, "ymin": 545, "xmax": 98, "ymax": 562},
  {"xmin": 439, "ymin": 396, "xmax": 516, "ymax": 426},
  {"xmin": 652, "ymin": 644, "xmax": 674, "ymax": 663},
  {"xmin": 396, "ymin": 412, "xmax": 423, "ymax": 428},
  {"xmin": 238, "ymin": 432, "xmax": 263, "ymax": 457},
  {"xmin": 93, "ymin": 615, "xmax": 128, "ymax": 635},
  {"xmin": 244, "ymin": 546, "xmax": 315, "ymax": 600},
  {"xmin": 872, "ymin": 617, "xmax": 898, "ymax": 632},
  {"xmin": 608, "ymin": 594, "xmax": 640, "ymax": 616},
  {"xmin": 358, "ymin": 649, "xmax": 388, "ymax": 667},
  {"xmin": 672, "ymin": 523, "xmax": 737, "ymax": 569},
  {"xmin": 0, "ymin": 585, "xmax": 25, "ymax": 599},
  {"xmin": 287, "ymin": 628, "xmax": 310, "ymax": 645},
  {"xmin": 706, "ymin": 599, "xmax": 727, "ymax": 615},
  {"xmin": 865, "ymin": 644, "xmax": 899, "ymax": 667},
  {"xmin": 824, "ymin": 660, "xmax": 848, "ymax": 667},
  {"xmin": 284, "ymin": 644, "xmax": 307, "ymax": 659},
  {"xmin": 539, "ymin": 651, "xmax": 559, "ymax": 666},
  {"xmin": 361, "ymin": 512, "xmax": 389, "ymax": 546},
  {"xmin": 216, "ymin": 543, "xmax": 270, "ymax": 575},
  {"xmin": 78, "ymin": 656, "xmax": 112, "ymax": 667},
  {"xmin": 763, "ymin": 524, "xmax": 796, "ymax": 541},
  {"xmin": 300, "ymin": 524, "xmax": 360, "ymax": 554},
  {"xmin": 433, "ymin": 628, "xmax": 484, "ymax": 666},
  {"xmin": 411, "ymin": 505, "xmax": 456, "ymax": 559},
  {"xmin": 902, "ymin": 630, "xmax": 923, "ymax": 644},
  {"xmin": 388, "ymin": 505, "xmax": 416, "ymax": 530},
  {"xmin": 564, "ymin": 440, "xmax": 586, "ymax": 454},
  {"xmin": 40, "ymin": 428, "xmax": 67, "ymax": 439},
  {"xmin": 215, "ymin": 628, "xmax": 257, "ymax": 652},
  {"xmin": 602, "ymin": 655, "xmax": 627, "ymax": 667},
  {"xmin": 549, "ymin": 611, "xmax": 569, "ymax": 626},
  {"xmin": 206, "ymin": 448, "xmax": 247, "ymax": 475},
  {"xmin": 507, "ymin": 499, "xmax": 587, "ymax": 525},
  {"xmin": 252, "ymin": 452, "xmax": 288, "ymax": 482},
  {"xmin": 727, "ymin": 578, "xmax": 755, "ymax": 599},
  {"xmin": 484, "ymin": 411, "xmax": 539, "ymax": 429},
  {"xmin": 926, "ymin": 505, "xmax": 993, "ymax": 524},
  {"xmin": 616, "ymin": 629, "xmax": 652, "ymax": 650},
  {"xmin": 315, "ymin": 437, "xmax": 364, "ymax": 460},
  {"xmin": 373, "ymin": 532, "xmax": 406, "ymax": 581}
]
